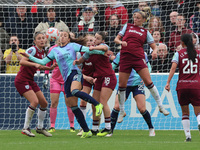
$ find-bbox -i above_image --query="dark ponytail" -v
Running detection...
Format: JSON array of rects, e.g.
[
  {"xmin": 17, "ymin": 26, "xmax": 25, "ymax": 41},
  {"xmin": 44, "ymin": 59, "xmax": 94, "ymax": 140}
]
[
  {"xmin": 181, "ymin": 34, "xmax": 196, "ymax": 62},
  {"xmin": 96, "ymin": 31, "xmax": 107, "ymax": 41},
  {"xmin": 68, "ymin": 32, "xmax": 87, "ymax": 46}
]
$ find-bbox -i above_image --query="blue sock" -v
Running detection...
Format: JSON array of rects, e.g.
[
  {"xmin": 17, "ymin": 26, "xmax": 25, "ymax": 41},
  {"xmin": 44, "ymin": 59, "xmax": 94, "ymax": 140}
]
[
  {"xmin": 111, "ymin": 108, "xmax": 119, "ymax": 131},
  {"xmin": 71, "ymin": 89, "xmax": 99, "ymax": 106},
  {"xmin": 141, "ymin": 110, "xmax": 154, "ymax": 129},
  {"xmin": 71, "ymin": 106, "xmax": 89, "ymax": 132}
]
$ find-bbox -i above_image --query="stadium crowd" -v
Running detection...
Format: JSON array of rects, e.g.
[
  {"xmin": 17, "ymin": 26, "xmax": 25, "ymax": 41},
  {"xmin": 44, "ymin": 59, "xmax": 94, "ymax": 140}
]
[{"xmin": 0, "ymin": 0, "xmax": 199, "ymax": 73}]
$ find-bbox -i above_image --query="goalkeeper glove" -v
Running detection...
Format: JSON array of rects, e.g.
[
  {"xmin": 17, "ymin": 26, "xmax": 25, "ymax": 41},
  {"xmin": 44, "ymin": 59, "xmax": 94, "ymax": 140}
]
[{"xmin": 43, "ymin": 74, "xmax": 49, "ymax": 89}]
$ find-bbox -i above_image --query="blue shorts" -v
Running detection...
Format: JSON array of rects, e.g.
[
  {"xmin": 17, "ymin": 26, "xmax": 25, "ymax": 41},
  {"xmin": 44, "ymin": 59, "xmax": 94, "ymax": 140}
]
[
  {"xmin": 64, "ymin": 70, "xmax": 83, "ymax": 98},
  {"xmin": 126, "ymin": 84, "xmax": 145, "ymax": 98}
]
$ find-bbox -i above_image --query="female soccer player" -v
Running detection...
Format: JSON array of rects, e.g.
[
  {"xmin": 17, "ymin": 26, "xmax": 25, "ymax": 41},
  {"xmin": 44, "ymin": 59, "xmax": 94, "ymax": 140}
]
[
  {"xmin": 43, "ymin": 39, "xmax": 75, "ymax": 133},
  {"xmin": 15, "ymin": 32, "xmax": 56, "ymax": 137},
  {"xmin": 74, "ymin": 31, "xmax": 117, "ymax": 137},
  {"xmin": 114, "ymin": 11, "xmax": 169, "ymax": 118},
  {"xmin": 21, "ymin": 31, "xmax": 104, "ymax": 138},
  {"xmin": 77, "ymin": 34, "xmax": 96, "ymax": 136},
  {"xmin": 107, "ymin": 52, "xmax": 155, "ymax": 137},
  {"xmin": 165, "ymin": 34, "xmax": 200, "ymax": 142}
]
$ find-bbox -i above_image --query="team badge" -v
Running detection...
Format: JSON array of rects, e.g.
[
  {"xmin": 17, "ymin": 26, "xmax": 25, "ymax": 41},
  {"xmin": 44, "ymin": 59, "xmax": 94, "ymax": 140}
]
[
  {"xmin": 27, "ymin": 48, "xmax": 33, "ymax": 54},
  {"xmin": 25, "ymin": 85, "xmax": 29, "ymax": 89}
]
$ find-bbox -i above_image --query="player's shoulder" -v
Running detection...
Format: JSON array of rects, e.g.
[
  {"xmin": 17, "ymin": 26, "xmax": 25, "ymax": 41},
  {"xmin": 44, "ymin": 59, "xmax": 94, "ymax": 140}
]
[
  {"xmin": 26, "ymin": 46, "xmax": 37, "ymax": 55},
  {"xmin": 178, "ymin": 48, "xmax": 187, "ymax": 54}
]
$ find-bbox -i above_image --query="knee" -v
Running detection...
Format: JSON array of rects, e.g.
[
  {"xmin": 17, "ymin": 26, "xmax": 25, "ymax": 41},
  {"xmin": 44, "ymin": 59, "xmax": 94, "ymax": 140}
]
[
  {"xmin": 43, "ymin": 101, "xmax": 48, "ymax": 108},
  {"xmin": 51, "ymin": 102, "xmax": 58, "ymax": 108},
  {"xmin": 138, "ymin": 107, "xmax": 146, "ymax": 114},
  {"xmin": 71, "ymin": 89, "xmax": 79, "ymax": 96},
  {"xmin": 114, "ymin": 103, "xmax": 120, "ymax": 111},
  {"xmin": 31, "ymin": 100, "xmax": 39, "ymax": 108},
  {"xmin": 40, "ymin": 99, "xmax": 48, "ymax": 108}
]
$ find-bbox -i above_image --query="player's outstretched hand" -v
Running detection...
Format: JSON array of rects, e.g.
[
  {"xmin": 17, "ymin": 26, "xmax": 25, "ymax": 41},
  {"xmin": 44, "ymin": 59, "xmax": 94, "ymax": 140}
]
[
  {"xmin": 85, "ymin": 76, "xmax": 95, "ymax": 84},
  {"xmin": 73, "ymin": 60, "xmax": 80, "ymax": 65},
  {"xmin": 104, "ymin": 50, "xmax": 113, "ymax": 57},
  {"xmin": 51, "ymin": 62, "xmax": 58, "ymax": 70},
  {"xmin": 34, "ymin": 64, "xmax": 43, "ymax": 70},
  {"xmin": 93, "ymin": 78, "xmax": 97, "ymax": 84},
  {"xmin": 20, "ymin": 52, "xmax": 29, "ymax": 58},
  {"xmin": 151, "ymin": 50, "xmax": 157, "ymax": 60},
  {"xmin": 89, "ymin": 46, "xmax": 95, "ymax": 51},
  {"xmin": 121, "ymin": 41, "xmax": 127, "ymax": 47},
  {"xmin": 165, "ymin": 83, "xmax": 170, "ymax": 92}
]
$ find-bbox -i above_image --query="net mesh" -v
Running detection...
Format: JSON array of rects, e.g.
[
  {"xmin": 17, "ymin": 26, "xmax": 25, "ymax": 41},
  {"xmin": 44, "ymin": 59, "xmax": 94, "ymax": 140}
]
[{"xmin": 0, "ymin": 0, "xmax": 199, "ymax": 130}]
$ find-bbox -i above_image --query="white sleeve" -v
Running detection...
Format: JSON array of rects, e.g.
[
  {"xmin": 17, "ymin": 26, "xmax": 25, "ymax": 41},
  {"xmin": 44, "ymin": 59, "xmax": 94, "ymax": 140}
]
[
  {"xmin": 118, "ymin": 24, "xmax": 127, "ymax": 37},
  {"xmin": 26, "ymin": 46, "xmax": 36, "ymax": 56},
  {"xmin": 172, "ymin": 52, "xmax": 179, "ymax": 64}
]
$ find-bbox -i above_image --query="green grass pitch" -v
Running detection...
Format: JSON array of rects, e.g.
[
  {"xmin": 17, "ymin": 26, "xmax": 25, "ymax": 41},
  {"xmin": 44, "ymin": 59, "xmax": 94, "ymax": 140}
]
[{"xmin": 0, "ymin": 130, "xmax": 199, "ymax": 150}]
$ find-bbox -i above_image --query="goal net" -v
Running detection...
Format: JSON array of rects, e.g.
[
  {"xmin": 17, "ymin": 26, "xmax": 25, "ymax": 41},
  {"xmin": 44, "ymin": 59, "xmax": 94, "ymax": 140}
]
[{"xmin": 0, "ymin": 0, "xmax": 198, "ymax": 130}]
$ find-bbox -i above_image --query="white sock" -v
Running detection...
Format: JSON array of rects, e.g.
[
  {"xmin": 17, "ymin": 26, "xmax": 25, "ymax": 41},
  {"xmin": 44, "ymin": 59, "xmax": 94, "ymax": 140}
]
[
  {"xmin": 148, "ymin": 85, "xmax": 162, "ymax": 108},
  {"xmin": 196, "ymin": 114, "xmax": 200, "ymax": 125},
  {"xmin": 37, "ymin": 108, "xmax": 47, "ymax": 129},
  {"xmin": 182, "ymin": 119, "xmax": 191, "ymax": 139},
  {"xmin": 92, "ymin": 125, "xmax": 99, "ymax": 131},
  {"xmin": 118, "ymin": 88, "xmax": 126, "ymax": 112},
  {"xmin": 24, "ymin": 107, "xmax": 35, "ymax": 129},
  {"xmin": 80, "ymin": 106, "xmax": 86, "ymax": 119},
  {"xmin": 105, "ymin": 117, "xmax": 111, "ymax": 130},
  {"xmin": 105, "ymin": 123, "xmax": 111, "ymax": 130},
  {"xmin": 92, "ymin": 120, "xmax": 100, "ymax": 131}
]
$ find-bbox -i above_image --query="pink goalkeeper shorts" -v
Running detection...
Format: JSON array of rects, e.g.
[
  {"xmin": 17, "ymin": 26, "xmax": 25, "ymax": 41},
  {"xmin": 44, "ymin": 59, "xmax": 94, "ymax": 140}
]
[{"xmin": 50, "ymin": 77, "xmax": 65, "ymax": 94}]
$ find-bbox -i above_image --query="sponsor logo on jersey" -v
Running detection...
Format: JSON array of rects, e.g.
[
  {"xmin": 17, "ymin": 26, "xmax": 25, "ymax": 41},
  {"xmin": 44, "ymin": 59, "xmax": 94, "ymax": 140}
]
[
  {"xmin": 85, "ymin": 62, "xmax": 92, "ymax": 66},
  {"xmin": 129, "ymin": 29, "xmax": 143, "ymax": 36},
  {"xmin": 25, "ymin": 85, "xmax": 29, "ymax": 89}
]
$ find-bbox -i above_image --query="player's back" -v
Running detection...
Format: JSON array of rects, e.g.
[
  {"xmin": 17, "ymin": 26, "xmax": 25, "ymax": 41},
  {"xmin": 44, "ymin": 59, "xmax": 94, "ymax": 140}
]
[{"xmin": 176, "ymin": 48, "xmax": 200, "ymax": 90}]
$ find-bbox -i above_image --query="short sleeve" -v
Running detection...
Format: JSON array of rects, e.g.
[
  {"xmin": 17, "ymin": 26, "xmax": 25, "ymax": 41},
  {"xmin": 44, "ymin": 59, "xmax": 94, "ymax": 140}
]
[
  {"xmin": 26, "ymin": 46, "xmax": 36, "ymax": 56},
  {"xmin": 146, "ymin": 30, "xmax": 154, "ymax": 44},
  {"xmin": 100, "ymin": 43, "xmax": 110, "ymax": 50},
  {"xmin": 83, "ymin": 53, "xmax": 90, "ymax": 60},
  {"xmin": 172, "ymin": 52, "xmax": 179, "ymax": 64},
  {"xmin": 118, "ymin": 24, "xmax": 127, "ymax": 37}
]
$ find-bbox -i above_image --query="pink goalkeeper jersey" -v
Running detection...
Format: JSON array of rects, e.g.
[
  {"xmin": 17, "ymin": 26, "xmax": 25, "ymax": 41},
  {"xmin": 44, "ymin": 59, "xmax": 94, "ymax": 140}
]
[
  {"xmin": 45, "ymin": 45, "xmax": 64, "ymax": 84},
  {"xmin": 172, "ymin": 48, "xmax": 200, "ymax": 90}
]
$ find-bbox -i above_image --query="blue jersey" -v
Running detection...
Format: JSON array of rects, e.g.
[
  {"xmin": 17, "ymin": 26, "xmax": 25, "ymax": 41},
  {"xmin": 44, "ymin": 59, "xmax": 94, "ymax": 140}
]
[
  {"xmin": 112, "ymin": 52, "xmax": 151, "ymax": 86},
  {"xmin": 29, "ymin": 42, "xmax": 105, "ymax": 82}
]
